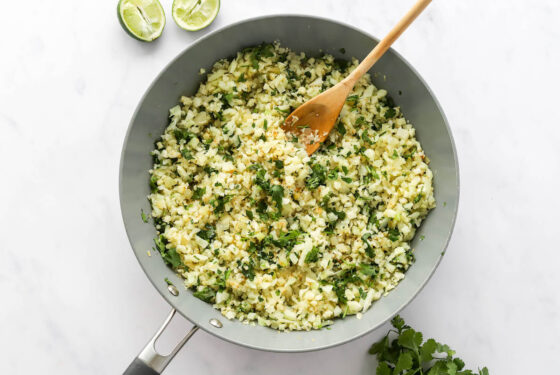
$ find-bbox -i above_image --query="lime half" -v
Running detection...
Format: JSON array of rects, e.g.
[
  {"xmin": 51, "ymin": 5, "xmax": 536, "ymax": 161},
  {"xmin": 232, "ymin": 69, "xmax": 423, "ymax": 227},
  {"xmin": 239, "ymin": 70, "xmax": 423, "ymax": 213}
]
[
  {"xmin": 118, "ymin": 0, "xmax": 166, "ymax": 42},
  {"xmin": 172, "ymin": 0, "xmax": 220, "ymax": 31}
]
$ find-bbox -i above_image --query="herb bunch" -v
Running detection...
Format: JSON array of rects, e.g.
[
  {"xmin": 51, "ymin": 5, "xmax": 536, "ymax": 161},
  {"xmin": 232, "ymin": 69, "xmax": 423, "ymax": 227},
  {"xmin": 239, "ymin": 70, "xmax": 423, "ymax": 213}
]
[{"xmin": 370, "ymin": 316, "xmax": 489, "ymax": 375}]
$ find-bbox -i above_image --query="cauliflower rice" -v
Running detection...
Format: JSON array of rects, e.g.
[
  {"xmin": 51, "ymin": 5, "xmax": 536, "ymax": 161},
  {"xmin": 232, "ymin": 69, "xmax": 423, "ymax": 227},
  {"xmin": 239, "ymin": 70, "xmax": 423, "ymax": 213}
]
[{"xmin": 148, "ymin": 43, "xmax": 435, "ymax": 331}]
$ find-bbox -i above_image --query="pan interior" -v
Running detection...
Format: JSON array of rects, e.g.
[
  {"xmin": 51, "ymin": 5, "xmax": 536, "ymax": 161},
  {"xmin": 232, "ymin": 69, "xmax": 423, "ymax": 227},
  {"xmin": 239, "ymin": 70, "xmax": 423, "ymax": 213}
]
[{"xmin": 119, "ymin": 15, "xmax": 459, "ymax": 352}]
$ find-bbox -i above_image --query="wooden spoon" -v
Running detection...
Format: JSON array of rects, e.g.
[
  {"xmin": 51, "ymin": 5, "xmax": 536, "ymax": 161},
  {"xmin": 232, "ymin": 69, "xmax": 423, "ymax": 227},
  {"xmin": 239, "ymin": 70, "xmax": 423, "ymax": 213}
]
[{"xmin": 282, "ymin": 0, "xmax": 432, "ymax": 155}]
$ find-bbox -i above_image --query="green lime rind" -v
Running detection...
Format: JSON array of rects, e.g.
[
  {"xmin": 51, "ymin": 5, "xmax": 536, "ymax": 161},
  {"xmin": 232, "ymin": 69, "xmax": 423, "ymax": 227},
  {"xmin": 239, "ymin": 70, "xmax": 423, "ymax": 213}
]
[
  {"xmin": 172, "ymin": 0, "xmax": 220, "ymax": 32},
  {"xmin": 117, "ymin": 0, "xmax": 166, "ymax": 42}
]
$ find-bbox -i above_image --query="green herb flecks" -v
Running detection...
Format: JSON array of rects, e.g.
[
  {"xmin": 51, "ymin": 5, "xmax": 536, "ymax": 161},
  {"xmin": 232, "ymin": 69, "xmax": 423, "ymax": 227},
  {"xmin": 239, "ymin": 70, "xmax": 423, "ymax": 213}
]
[
  {"xmin": 304, "ymin": 246, "xmax": 320, "ymax": 263},
  {"xmin": 384, "ymin": 107, "xmax": 396, "ymax": 119},
  {"xmin": 196, "ymin": 224, "xmax": 216, "ymax": 242},
  {"xmin": 250, "ymin": 43, "xmax": 275, "ymax": 70},
  {"xmin": 306, "ymin": 163, "xmax": 327, "ymax": 190},
  {"xmin": 359, "ymin": 263, "xmax": 379, "ymax": 277},
  {"xmin": 336, "ymin": 121, "xmax": 346, "ymax": 135},
  {"xmin": 388, "ymin": 227, "xmax": 400, "ymax": 242},
  {"xmin": 361, "ymin": 232, "xmax": 375, "ymax": 257},
  {"xmin": 193, "ymin": 287, "xmax": 216, "ymax": 303},
  {"xmin": 192, "ymin": 187, "xmax": 206, "ymax": 200},
  {"xmin": 173, "ymin": 128, "xmax": 195, "ymax": 143},
  {"xmin": 150, "ymin": 175, "xmax": 158, "ymax": 192},
  {"xmin": 240, "ymin": 260, "xmax": 256, "ymax": 280},
  {"xmin": 154, "ymin": 234, "xmax": 182, "ymax": 268},
  {"xmin": 213, "ymin": 195, "xmax": 232, "ymax": 214},
  {"xmin": 141, "ymin": 209, "xmax": 149, "ymax": 223},
  {"xmin": 270, "ymin": 184, "xmax": 284, "ymax": 212},
  {"xmin": 181, "ymin": 148, "xmax": 194, "ymax": 160},
  {"xmin": 346, "ymin": 95, "xmax": 359, "ymax": 107}
]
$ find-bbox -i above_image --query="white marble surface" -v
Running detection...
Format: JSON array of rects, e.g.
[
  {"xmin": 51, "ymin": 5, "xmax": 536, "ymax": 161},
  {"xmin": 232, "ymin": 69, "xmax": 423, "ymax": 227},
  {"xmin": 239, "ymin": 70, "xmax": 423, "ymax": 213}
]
[{"xmin": 1, "ymin": 0, "xmax": 559, "ymax": 373}]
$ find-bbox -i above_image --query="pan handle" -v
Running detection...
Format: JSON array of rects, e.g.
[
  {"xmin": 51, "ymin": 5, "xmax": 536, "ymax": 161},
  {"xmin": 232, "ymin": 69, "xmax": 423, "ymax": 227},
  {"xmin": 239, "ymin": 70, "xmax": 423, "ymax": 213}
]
[{"xmin": 123, "ymin": 308, "xmax": 199, "ymax": 375}]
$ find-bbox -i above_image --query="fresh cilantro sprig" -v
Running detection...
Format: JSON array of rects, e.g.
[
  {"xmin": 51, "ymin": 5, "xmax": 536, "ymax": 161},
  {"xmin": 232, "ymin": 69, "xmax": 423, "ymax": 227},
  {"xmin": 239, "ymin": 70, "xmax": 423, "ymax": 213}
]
[{"xmin": 370, "ymin": 315, "xmax": 489, "ymax": 375}]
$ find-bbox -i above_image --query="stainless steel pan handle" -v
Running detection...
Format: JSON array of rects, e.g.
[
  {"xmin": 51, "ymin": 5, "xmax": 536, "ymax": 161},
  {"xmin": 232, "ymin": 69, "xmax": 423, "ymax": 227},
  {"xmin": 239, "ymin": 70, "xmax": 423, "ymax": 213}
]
[{"xmin": 123, "ymin": 309, "xmax": 199, "ymax": 375}]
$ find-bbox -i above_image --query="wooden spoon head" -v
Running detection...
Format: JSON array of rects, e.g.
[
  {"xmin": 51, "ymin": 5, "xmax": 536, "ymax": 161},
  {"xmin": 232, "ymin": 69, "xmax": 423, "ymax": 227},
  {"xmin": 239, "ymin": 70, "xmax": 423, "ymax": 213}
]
[{"xmin": 282, "ymin": 82, "xmax": 351, "ymax": 155}]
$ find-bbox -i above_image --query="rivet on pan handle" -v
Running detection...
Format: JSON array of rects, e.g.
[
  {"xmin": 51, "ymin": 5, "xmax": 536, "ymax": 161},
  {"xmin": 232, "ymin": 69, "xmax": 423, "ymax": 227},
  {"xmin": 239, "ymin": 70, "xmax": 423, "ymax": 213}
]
[{"xmin": 123, "ymin": 309, "xmax": 199, "ymax": 375}]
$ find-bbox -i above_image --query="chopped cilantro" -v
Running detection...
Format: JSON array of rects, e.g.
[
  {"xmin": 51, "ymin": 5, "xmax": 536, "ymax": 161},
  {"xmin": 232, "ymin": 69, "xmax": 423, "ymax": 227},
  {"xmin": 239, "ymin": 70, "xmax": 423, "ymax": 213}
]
[
  {"xmin": 150, "ymin": 175, "xmax": 158, "ymax": 192},
  {"xmin": 346, "ymin": 95, "xmax": 359, "ymax": 107},
  {"xmin": 327, "ymin": 167, "xmax": 339, "ymax": 180},
  {"xmin": 203, "ymin": 166, "xmax": 218, "ymax": 175},
  {"xmin": 388, "ymin": 227, "xmax": 400, "ymax": 242},
  {"xmin": 336, "ymin": 121, "xmax": 346, "ymax": 135},
  {"xmin": 361, "ymin": 232, "xmax": 375, "ymax": 257},
  {"xmin": 173, "ymin": 129, "xmax": 195, "ymax": 142},
  {"xmin": 274, "ymin": 106, "xmax": 290, "ymax": 114},
  {"xmin": 192, "ymin": 187, "xmax": 206, "ymax": 200},
  {"xmin": 270, "ymin": 184, "xmax": 284, "ymax": 212},
  {"xmin": 384, "ymin": 107, "xmax": 396, "ymax": 119},
  {"xmin": 141, "ymin": 209, "xmax": 149, "ymax": 223},
  {"xmin": 359, "ymin": 263, "xmax": 379, "ymax": 277},
  {"xmin": 305, "ymin": 247, "xmax": 320, "ymax": 263},
  {"xmin": 154, "ymin": 235, "xmax": 182, "ymax": 268},
  {"xmin": 306, "ymin": 163, "xmax": 327, "ymax": 190},
  {"xmin": 196, "ymin": 224, "xmax": 216, "ymax": 242},
  {"xmin": 193, "ymin": 287, "xmax": 215, "ymax": 303},
  {"xmin": 181, "ymin": 148, "xmax": 194, "ymax": 160},
  {"xmin": 240, "ymin": 260, "xmax": 256, "ymax": 280},
  {"xmin": 213, "ymin": 195, "xmax": 232, "ymax": 214}
]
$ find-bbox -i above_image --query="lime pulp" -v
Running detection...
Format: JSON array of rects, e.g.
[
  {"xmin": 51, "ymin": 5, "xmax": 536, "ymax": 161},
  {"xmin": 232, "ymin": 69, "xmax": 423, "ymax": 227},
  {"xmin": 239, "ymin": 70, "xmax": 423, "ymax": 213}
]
[
  {"xmin": 172, "ymin": 0, "xmax": 220, "ymax": 31},
  {"xmin": 118, "ymin": 0, "xmax": 166, "ymax": 42}
]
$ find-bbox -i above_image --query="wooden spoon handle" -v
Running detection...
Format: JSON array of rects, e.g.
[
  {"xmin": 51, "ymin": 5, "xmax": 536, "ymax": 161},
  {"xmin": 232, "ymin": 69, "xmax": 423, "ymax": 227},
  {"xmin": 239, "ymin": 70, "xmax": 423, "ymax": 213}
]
[{"xmin": 344, "ymin": 0, "xmax": 432, "ymax": 84}]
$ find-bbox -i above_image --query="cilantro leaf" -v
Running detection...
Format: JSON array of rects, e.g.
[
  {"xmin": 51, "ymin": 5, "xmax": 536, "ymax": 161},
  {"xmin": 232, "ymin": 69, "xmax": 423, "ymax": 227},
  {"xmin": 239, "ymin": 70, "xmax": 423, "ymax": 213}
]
[
  {"xmin": 369, "ymin": 335, "xmax": 388, "ymax": 355},
  {"xmin": 196, "ymin": 224, "xmax": 216, "ymax": 242},
  {"xmin": 193, "ymin": 287, "xmax": 215, "ymax": 303},
  {"xmin": 181, "ymin": 148, "xmax": 194, "ymax": 160},
  {"xmin": 305, "ymin": 246, "xmax": 320, "ymax": 263},
  {"xmin": 361, "ymin": 232, "xmax": 375, "ymax": 257},
  {"xmin": 306, "ymin": 163, "xmax": 327, "ymax": 190},
  {"xmin": 421, "ymin": 338, "xmax": 438, "ymax": 362},
  {"xmin": 192, "ymin": 187, "xmax": 206, "ymax": 200},
  {"xmin": 391, "ymin": 315, "xmax": 406, "ymax": 332},
  {"xmin": 376, "ymin": 362, "xmax": 392, "ymax": 375},
  {"xmin": 240, "ymin": 260, "xmax": 256, "ymax": 280},
  {"xmin": 394, "ymin": 352, "xmax": 413, "ymax": 374},
  {"xmin": 141, "ymin": 209, "xmax": 149, "ymax": 223},
  {"xmin": 336, "ymin": 121, "xmax": 346, "ymax": 135},
  {"xmin": 270, "ymin": 184, "xmax": 284, "ymax": 212},
  {"xmin": 359, "ymin": 263, "xmax": 378, "ymax": 277},
  {"xmin": 161, "ymin": 248, "xmax": 181, "ymax": 268},
  {"xmin": 388, "ymin": 227, "xmax": 400, "ymax": 242},
  {"xmin": 384, "ymin": 107, "xmax": 396, "ymax": 119},
  {"xmin": 398, "ymin": 328, "xmax": 423, "ymax": 351}
]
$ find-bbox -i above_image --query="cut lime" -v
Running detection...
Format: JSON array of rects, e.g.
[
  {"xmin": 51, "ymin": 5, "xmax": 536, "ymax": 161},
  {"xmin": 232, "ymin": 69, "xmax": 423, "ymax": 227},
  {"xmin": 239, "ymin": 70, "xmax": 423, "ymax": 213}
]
[
  {"xmin": 172, "ymin": 0, "xmax": 220, "ymax": 31},
  {"xmin": 117, "ymin": 0, "xmax": 166, "ymax": 42}
]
